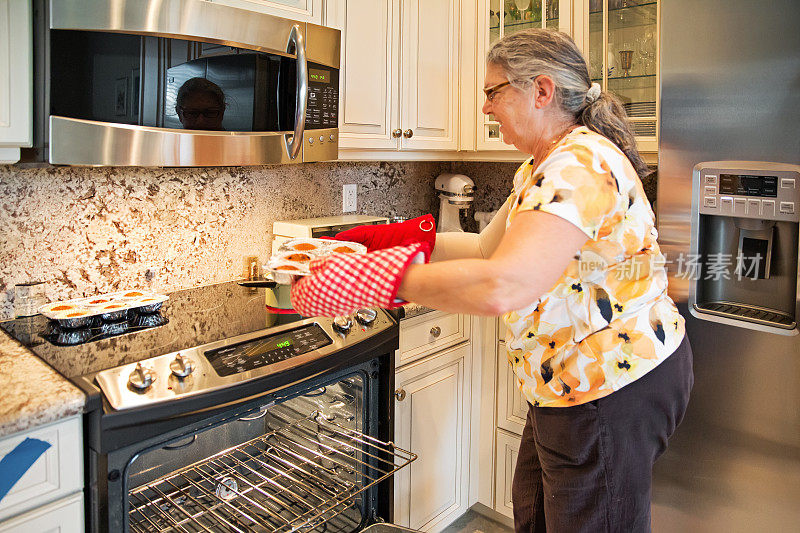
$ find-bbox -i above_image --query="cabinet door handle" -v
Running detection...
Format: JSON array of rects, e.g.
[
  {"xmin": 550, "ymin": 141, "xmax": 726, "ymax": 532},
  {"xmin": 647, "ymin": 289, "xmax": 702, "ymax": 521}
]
[
  {"xmin": 430, "ymin": 326, "xmax": 441, "ymax": 338},
  {"xmin": 392, "ymin": 129, "xmax": 402, "ymax": 138},
  {"xmin": 395, "ymin": 388, "xmax": 407, "ymax": 401},
  {"xmin": 403, "ymin": 129, "xmax": 414, "ymax": 138}
]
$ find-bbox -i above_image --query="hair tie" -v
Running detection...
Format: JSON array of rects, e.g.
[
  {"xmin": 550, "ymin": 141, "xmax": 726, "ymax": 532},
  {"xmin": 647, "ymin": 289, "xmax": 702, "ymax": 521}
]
[{"xmin": 585, "ymin": 82, "xmax": 601, "ymax": 104}]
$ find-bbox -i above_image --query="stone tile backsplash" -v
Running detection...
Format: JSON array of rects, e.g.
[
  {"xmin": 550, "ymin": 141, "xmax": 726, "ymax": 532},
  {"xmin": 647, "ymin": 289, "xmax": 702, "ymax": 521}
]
[
  {"xmin": 0, "ymin": 160, "xmax": 655, "ymax": 319},
  {"xmin": 0, "ymin": 161, "xmax": 450, "ymax": 319}
]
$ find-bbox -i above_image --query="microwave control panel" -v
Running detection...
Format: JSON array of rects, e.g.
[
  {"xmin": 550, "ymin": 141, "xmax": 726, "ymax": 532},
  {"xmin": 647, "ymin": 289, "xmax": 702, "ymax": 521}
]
[
  {"xmin": 696, "ymin": 164, "xmax": 800, "ymax": 223},
  {"xmin": 305, "ymin": 62, "xmax": 339, "ymax": 129}
]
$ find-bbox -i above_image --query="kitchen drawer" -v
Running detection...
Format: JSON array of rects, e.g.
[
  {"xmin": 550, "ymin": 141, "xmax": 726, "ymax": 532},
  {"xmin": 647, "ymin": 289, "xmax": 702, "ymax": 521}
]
[
  {"xmin": 494, "ymin": 429, "xmax": 521, "ymax": 520},
  {"xmin": 0, "ymin": 417, "xmax": 83, "ymax": 522},
  {"xmin": 398, "ymin": 311, "xmax": 469, "ymax": 367},
  {"xmin": 0, "ymin": 492, "xmax": 84, "ymax": 533},
  {"xmin": 496, "ymin": 340, "xmax": 528, "ymax": 436}
]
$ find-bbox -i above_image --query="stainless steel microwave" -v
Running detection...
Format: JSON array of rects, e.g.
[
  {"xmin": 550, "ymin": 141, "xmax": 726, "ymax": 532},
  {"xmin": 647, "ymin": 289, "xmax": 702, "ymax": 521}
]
[{"xmin": 30, "ymin": 0, "xmax": 340, "ymax": 166}]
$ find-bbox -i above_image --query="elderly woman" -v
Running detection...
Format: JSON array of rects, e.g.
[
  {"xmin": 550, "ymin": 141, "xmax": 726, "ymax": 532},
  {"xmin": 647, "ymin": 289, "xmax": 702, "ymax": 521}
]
[{"xmin": 292, "ymin": 29, "xmax": 693, "ymax": 532}]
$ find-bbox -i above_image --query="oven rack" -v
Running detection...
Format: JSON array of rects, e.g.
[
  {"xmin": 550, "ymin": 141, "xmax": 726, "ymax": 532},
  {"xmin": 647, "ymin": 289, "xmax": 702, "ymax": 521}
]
[{"xmin": 128, "ymin": 411, "xmax": 416, "ymax": 533}]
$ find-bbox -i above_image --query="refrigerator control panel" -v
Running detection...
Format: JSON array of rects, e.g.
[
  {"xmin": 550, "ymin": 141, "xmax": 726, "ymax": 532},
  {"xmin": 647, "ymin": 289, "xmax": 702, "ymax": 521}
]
[{"xmin": 696, "ymin": 165, "xmax": 800, "ymax": 222}]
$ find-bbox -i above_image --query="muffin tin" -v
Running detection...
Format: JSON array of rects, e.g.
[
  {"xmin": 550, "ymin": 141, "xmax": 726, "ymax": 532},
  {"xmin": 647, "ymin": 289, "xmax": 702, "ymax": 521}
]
[
  {"xmin": 265, "ymin": 238, "xmax": 367, "ymax": 284},
  {"xmin": 39, "ymin": 290, "xmax": 169, "ymax": 328}
]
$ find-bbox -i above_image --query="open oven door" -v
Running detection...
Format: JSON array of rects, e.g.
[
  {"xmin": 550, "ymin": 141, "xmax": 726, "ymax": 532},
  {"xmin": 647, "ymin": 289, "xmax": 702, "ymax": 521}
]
[{"xmin": 122, "ymin": 368, "xmax": 420, "ymax": 532}]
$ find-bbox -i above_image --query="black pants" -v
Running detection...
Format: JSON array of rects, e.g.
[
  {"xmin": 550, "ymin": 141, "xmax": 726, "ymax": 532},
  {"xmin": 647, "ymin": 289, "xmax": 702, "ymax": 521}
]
[{"xmin": 512, "ymin": 335, "xmax": 694, "ymax": 533}]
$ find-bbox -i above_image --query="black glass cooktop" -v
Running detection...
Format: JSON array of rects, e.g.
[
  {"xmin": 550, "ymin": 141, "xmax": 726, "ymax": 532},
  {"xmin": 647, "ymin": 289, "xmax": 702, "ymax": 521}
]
[{"xmin": 0, "ymin": 282, "xmax": 302, "ymax": 380}]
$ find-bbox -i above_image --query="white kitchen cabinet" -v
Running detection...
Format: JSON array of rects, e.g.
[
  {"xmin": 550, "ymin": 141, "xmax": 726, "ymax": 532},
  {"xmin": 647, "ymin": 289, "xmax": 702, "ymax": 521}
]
[
  {"xmin": 493, "ymin": 429, "xmax": 521, "ymax": 520},
  {"xmin": 397, "ymin": 310, "xmax": 470, "ymax": 368},
  {"xmin": 475, "ymin": 0, "xmax": 574, "ymax": 152},
  {"xmin": 329, "ymin": 0, "xmax": 460, "ymax": 152},
  {"xmin": 326, "ymin": 0, "xmax": 399, "ymax": 149},
  {"xmin": 574, "ymin": 0, "xmax": 659, "ymax": 154},
  {"xmin": 0, "ymin": 493, "xmax": 84, "ymax": 533},
  {"xmin": 472, "ymin": 1, "xmax": 656, "ymax": 160},
  {"xmin": 394, "ymin": 342, "xmax": 472, "ymax": 532},
  {"xmin": 206, "ymin": 0, "xmax": 324, "ymax": 24},
  {"xmin": 0, "ymin": 0, "xmax": 33, "ymax": 164},
  {"xmin": 0, "ymin": 417, "xmax": 83, "ymax": 528},
  {"xmin": 496, "ymin": 340, "xmax": 528, "ymax": 435}
]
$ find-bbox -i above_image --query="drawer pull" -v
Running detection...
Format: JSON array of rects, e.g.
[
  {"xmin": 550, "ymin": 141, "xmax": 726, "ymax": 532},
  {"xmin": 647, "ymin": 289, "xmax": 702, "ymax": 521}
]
[
  {"xmin": 430, "ymin": 326, "xmax": 442, "ymax": 338},
  {"xmin": 395, "ymin": 388, "xmax": 407, "ymax": 401}
]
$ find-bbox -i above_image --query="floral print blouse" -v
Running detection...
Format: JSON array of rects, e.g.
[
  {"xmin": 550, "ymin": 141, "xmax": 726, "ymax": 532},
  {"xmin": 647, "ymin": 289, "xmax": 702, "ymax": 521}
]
[{"xmin": 504, "ymin": 126, "xmax": 685, "ymax": 408}]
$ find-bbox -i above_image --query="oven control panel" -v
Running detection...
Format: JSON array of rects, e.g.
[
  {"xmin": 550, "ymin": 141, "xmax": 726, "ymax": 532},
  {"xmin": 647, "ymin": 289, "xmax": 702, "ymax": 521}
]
[
  {"xmin": 94, "ymin": 309, "xmax": 395, "ymax": 411},
  {"xmin": 204, "ymin": 323, "xmax": 332, "ymax": 377}
]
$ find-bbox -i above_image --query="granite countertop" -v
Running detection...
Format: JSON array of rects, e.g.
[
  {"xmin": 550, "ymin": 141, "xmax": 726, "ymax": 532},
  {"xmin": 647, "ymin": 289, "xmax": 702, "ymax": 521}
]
[
  {"xmin": 0, "ymin": 330, "xmax": 85, "ymax": 438},
  {"xmin": 399, "ymin": 303, "xmax": 436, "ymax": 320}
]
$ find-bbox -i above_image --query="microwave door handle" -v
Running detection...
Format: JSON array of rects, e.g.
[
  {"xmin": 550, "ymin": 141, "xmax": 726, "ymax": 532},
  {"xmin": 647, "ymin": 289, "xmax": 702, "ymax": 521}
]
[{"xmin": 286, "ymin": 24, "xmax": 308, "ymax": 160}]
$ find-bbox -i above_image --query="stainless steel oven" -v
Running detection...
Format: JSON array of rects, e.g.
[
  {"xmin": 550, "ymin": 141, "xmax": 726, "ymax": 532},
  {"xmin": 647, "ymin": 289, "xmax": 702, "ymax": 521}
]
[
  {"xmin": 29, "ymin": 0, "xmax": 340, "ymax": 166},
  {"xmin": 1, "ymin": 282, "xmax": 415, "ymax": 532}
]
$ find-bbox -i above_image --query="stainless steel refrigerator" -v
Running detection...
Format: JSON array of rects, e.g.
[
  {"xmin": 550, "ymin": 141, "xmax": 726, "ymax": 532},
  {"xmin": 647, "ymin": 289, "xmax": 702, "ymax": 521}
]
[{"xmin": 654, "ymin": 1, "xmax": 800, "ymax": 531}]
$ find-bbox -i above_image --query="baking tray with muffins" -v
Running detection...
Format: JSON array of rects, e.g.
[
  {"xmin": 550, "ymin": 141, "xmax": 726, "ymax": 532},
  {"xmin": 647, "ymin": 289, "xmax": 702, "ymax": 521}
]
[
  {"xmin": 265, "ymin": 238, "xmax": 367, "ymax": 284},
  {"xmin": 39, "ymin": 290, "xmax": 169, "ymax": 328}
]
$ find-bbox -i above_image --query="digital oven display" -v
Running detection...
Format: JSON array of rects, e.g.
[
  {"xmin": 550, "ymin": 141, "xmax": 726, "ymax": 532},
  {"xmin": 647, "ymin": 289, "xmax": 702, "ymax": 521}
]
[
  {"xmin": 719, "ymin": 174, "xmax": 778, "ymax": 197},
  {"xmin": 309, "ymin": 68, "xmax": 330, "ymax": 84},
  {"xmin": 204, "ymin": 324, "xmax": 332, "ymax": 377}
]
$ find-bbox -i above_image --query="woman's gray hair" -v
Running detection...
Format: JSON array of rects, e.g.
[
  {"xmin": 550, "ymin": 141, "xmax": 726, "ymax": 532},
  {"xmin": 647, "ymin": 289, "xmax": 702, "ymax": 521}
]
[{"xmin": 486, "ymin": 28, "xmax": 649, "ymax": 179}]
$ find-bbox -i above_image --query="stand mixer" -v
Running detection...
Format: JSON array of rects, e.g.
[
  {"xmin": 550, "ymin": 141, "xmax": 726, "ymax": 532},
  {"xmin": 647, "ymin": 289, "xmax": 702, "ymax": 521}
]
[{"xmin": 435, "ymin": 173, "xmax": 475, "ymax": 232}]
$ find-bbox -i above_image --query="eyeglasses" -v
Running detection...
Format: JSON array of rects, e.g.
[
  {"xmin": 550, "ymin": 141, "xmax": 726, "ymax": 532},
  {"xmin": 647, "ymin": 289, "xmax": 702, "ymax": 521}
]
[
  {"xmin": 178, "ymin": 107, "xmax": 222, "ymax": 119},
  {"xmin": 483, "ymin": 80, "xmax": 512, "ymax": 102},
  {"xmin": 483, "ymin": 76, "xmax": 542, "ymax": 102}
]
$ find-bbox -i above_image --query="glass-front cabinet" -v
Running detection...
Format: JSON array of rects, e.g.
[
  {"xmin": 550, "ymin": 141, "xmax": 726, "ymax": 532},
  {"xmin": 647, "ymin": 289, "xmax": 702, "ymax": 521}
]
[
  {"xmin": 584, "ymin": 0, "xmax": 658, "ymax": 153},
  {"xmin": 477, "ymin": 0, "xmax": 574, "ymax": 151},
  {"xmin": 476, "ymin": 0, "xmax": 658, "ymax": 155}
]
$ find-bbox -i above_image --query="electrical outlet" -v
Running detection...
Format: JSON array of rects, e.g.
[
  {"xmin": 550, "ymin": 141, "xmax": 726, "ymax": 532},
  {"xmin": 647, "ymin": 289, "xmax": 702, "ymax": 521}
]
[{"xmin": 343, "ymin": 184, "xmax": 357, "ymax": 212}]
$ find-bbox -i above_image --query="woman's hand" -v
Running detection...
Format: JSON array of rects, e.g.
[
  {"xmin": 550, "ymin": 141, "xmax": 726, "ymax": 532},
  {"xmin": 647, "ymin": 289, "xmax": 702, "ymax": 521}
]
[
  {"xmin": 334, "ymin": 215, "xmax": 436, "ymax": 261},
  {"xmin": 290, "ymin": 242, "xmax": 430, "ymax": 317}
]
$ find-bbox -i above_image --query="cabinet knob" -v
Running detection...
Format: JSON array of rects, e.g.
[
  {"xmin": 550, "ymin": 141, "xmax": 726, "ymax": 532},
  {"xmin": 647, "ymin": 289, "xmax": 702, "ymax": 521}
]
[
  {"xmin": 395, "ymin": 388, "xmax": 407, "ymax": 401},
  {"xmin": 403, "ymin": 129, "xmax": 414, "ymax": 138},
  {"xmin": 430, "ymin": 326, "xmax": 441, "ymax": 338},
  {"xmin": 392, "ymin": 129, "xmax": 402, "ymax": 138}
]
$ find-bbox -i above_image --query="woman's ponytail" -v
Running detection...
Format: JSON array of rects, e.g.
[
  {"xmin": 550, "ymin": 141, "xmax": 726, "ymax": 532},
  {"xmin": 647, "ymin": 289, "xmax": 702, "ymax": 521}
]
[{"xmin": 580, "ymin": 91, "xmax": 650, "ymax": 180}]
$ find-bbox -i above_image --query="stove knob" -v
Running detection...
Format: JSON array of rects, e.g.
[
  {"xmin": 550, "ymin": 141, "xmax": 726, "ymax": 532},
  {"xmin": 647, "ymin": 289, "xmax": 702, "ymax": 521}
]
[
  {"xmin": 170, "ymin": 354, "xmax": 194, "ymax": 378},
  {"xmin": 128, "ymin": 363, "xmax": 154, "ymax": 390},
  {"xmin": 355, "ymin": 308, "xmax": 378, "ymax": 326},
  {"xmin": 332, "ymin": 315, "xmax": 353, "ymax": 334}
]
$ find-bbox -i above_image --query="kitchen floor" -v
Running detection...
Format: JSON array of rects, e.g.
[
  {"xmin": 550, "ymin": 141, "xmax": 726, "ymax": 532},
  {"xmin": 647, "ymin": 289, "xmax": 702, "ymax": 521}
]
[{"xmin": 440, "ymin": 510, "xmax": 513, "ymax": 533}]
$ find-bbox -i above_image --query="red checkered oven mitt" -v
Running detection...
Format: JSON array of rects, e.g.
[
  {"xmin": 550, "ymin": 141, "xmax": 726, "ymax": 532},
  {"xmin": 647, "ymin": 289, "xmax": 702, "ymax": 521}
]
[
  {"xmin": 334, "ymin": 215, "xmax": 436, "ymax": 261},
  {"xmin": 290, "ymin": 242, "xmax": 429, "ymax": 317}
]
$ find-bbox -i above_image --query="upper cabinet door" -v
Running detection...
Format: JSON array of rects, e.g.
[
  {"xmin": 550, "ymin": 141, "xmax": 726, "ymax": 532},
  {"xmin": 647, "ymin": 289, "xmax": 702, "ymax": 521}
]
[
  {"xmin": 580, "ymin": 0, "xmax": 658, "ymax": 153},
  {"xmin": 208, "ymin": 0, "xmax": 324, "ymax": 24},
  {"xmin": 476, "ymin": 0, "xmax": 572, "ymax": 152},
  {"xmin": 330, "ymin": 0, "xmax": 401, "ymax": 150},
  {"xmin": 0, "ymin": 0, "xmax": 32, "ymax": 163},
  {"xmin": 399, "ymin": 0, "xmax": 459, "ymax": 151}
]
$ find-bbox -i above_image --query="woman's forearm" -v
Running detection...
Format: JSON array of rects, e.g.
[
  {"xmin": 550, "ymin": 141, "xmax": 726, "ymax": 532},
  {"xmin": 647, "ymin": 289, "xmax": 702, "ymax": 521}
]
[
  {"xmin": 429, "ymin": 232, "xmax": 482, "ymax": 262},
  {"xmin": 397, "ymin": 259, "xmax": 508, "ymax": 315},
  {"xmin": 397, "ymin": 257, "xmax": 557, "ymax": 316}
]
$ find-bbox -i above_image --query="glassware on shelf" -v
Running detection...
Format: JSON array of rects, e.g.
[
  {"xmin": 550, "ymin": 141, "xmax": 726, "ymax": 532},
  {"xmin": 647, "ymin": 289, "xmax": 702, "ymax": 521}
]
[
  {"xmin": 618, "ymin": 50, "xmax": 634, "ymax": 77},
  {"xmin": 589, "ymin": 48, "xmax": 602, "ymax": 80},
  {"xmin": 514, "ymin": 0, "xmax": 530, "ymax": 20},
  {"xmin": 636, "ymin": 29, "xmax": 656, "ymax": 76}
]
